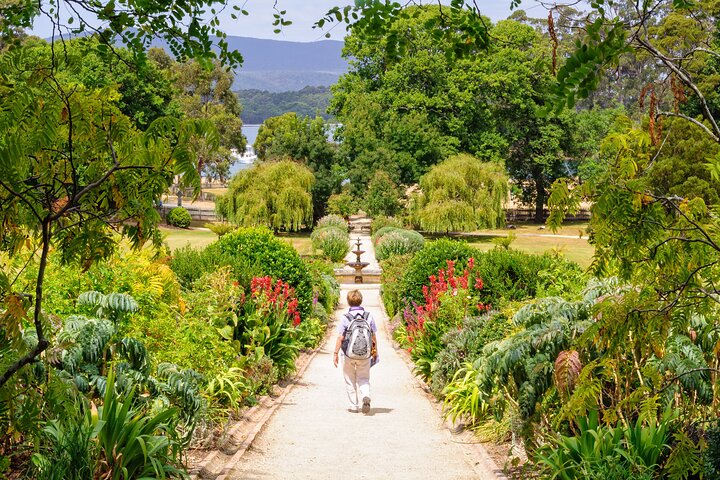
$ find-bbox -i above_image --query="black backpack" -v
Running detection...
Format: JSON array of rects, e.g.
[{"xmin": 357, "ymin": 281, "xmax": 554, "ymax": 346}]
[{"xmin": 341, "ymin": 311, "xmax": 373, "ymax": 360}]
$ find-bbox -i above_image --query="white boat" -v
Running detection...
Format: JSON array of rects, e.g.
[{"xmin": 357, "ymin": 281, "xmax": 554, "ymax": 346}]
[{"xmin": 233, "ymin": 145, "xmax": 257, "ymax": 164}]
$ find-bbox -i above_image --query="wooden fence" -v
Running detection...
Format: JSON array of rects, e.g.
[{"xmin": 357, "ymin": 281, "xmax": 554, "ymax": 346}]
[{"xmin": 505, "ymin": 208, "xmax": 591, "ymax": 223}]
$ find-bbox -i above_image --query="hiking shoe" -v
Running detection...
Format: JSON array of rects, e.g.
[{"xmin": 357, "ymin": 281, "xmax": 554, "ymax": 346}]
[{"xmin": 361, "ymin": 397, "xmax": 370, "ymax": 414}]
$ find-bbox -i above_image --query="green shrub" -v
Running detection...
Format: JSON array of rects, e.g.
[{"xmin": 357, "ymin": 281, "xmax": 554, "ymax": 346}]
[
  {"xmin": 204, "ymin": 222, "xmax": 236, "ymax": 237},
  {"xmin": 216, "ymin": 227, "xmax": 313, "ymax": 317},
  {"xmin": 430, "ymin": 312, "xmax": 512, "ymax": 397},
  {"xmin": 474, "ymin": 249, "xmax": 585, "ymax": 307},
  {"xmin": 170, "ymin": 244, "xmax": 257, "ymax": 289},
  {"xmin": 371, "ymin": 226, "xmax": 400, "ymax": 243},
  {"xmin": 311, "ymin": 226, "xmax": 349, "ymax": 262},
  {"xmin": 294, "ymin": 317, "xmax": 326, "ymax": 349},
  {"xmin": 375, "ymin": 229, "xmax": 424, "ymax": 261},
  {"xmin": 537, "ymin": 412, "xmax": 671, "ymax": 480},
  {"xmin": 31, "ymin": 407, "xmax": 98, "ymax": 480},
  {"xmin": 379, "ymin": 254, "xmax": 415, "ymax": 318},
  {"xmin": 316, "ymin": 214, "xmax": 348, "ymax": 231},
  {"xmin": 95, "ymin": 370, "xmax": 187, "ymax": 479},
  {"xmin": 365, "ymin": 170, "xmax": 402, "ymax": 216},
  {"xmin": 326, "ymin": 192, "xmax": 356, "ymax": 217},
  {"xmin": 704, "ymin": 421, "xmax": 720, "ymax": 477},
  {"xmin": 167, "ymin": 207, "xmax": 192, "ymax": 228},
  {"xmin": 401, "ymin": 239, "xmax": 479, "ymax": 306},
  {"xmin": 306, "ymin": 259, "xmax": 340, "ymax": 313},
  {"xmin": 371, "ymin": 215, "xmax": 404, "ymax": 234}
]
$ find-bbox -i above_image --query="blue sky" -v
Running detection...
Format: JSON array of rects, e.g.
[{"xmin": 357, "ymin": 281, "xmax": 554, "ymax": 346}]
[{"xmin": 31, "ymin": 0, "xmax": 544, "ymax": 42}]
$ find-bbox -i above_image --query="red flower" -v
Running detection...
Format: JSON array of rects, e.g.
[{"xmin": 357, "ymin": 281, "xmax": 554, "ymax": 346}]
[{"xmin": 475, "ymin": 278, "xmax": 484, "ymax": 290}]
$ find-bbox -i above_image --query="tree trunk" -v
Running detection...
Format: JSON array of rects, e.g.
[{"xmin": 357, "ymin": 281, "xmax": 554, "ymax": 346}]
[{"xmin": 534, "ymin": 174, "xmax": 545, "ymax": 223}]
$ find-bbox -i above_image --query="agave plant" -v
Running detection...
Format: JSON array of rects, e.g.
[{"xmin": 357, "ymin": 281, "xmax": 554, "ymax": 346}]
[{"xmin": 95, "ymin": 370, "xmax": 188, "ymax": 479}]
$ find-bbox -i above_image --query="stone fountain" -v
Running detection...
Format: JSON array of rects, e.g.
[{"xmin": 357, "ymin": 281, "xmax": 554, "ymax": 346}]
[{"xmin": 346, "ymin": 237, "xmax": 370, "ymax": 284}]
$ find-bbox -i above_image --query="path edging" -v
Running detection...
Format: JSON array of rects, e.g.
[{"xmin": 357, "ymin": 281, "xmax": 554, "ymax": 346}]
[{"xmin": 189, "ymin": 325, "xmax": 332, "ymax": 479}]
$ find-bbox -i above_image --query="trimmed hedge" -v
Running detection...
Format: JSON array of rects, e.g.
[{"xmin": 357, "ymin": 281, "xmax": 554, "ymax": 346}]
[
  {"xmin": 401, "ymin": 239, "xmax": 479, "ymax": 306},
  {"xmin": 215, "ymin": 227, "xmax": 313, "ymax": 317},
  {"xmin": 167, "ymin": 207, "xmax": 192, "ymax": 228}
]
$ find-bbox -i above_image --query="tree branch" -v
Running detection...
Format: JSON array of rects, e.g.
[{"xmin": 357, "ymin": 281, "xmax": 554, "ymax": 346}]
[
  {"xmin": 655, "ymin": 111, "xmax": 719, "ymax": 143},
  {"xmin": 0, "ymin": 221, "xmax": 51, "ymax": 388},
  {"xmin": 636, "ymin": 37, "xmax": 720, "ymax": 142}
]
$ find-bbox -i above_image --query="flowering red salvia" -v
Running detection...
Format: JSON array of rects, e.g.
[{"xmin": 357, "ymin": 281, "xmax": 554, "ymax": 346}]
[
  {"xmin": 248, "ymin": 275, "xmax": 302, "ymax": 326},
  {"xmin": 403, "ymin": 258, "xmax": 487, "ymax": 349}
]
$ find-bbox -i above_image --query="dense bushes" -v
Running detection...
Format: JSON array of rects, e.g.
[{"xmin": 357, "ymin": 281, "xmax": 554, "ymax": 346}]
[
  {"xmin": 400, "ymin": 239, "xmax": 478, "ymax": 306},
  {"xmin": 4, "ymin": 223, "xmax": 339, "ymax": 478},
  {"xmin": 311, "ymin": 215, "xmax": 350, "ymax": 262},
  {"xmin": 379, "ymin": 254, "xmax": 415, "ymax": 318},
  {"xmin": 374, "ymin": 228, "xmax": 424, "ymax": 261},
  {"xmin": 394, "ymin": 239, "xmax": 586, "ymax": 311},
  {"xmin": 311, "ymin": 227, "xmax": 349, "ymax": 262},
  {"xmin": 170, "ymin": 244, "xmax": 256, "ymax": 288},
  {"xmin": 429, "ymin": 312, "xmax": 512, "ymax": 396},
  {"xmin": 167, "ymin": 206, "xmax": 192, "ymax": 228},
  {"xmin": 214, "ymin": 227, "xmax": 313, "ymax": 317},
  {"xmin": 326, "ymin": 192, "xmax": 355, "ymax": 217}
]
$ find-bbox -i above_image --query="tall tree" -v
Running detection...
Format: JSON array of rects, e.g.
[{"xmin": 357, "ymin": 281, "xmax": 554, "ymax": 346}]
[
  {"xmin": 28, "ymin": 37, "xmax": 179, "ymax": 129},
  {"xmin": 254, "ymin": 112, "xmax": 339, "ymax": 219},
  {"xmin": 216, "ymin": 159, "xmax": 314, "ymax": 231},
  {"xmin": 412, "ymin": 154, "xmax": 509, "ymax": 233},
  {"xmin": 170, "ymin": 59, "xmax": 245, "ymax": 182},
  {"xmin": 332, "ymin": 9, "xmax": 583, "ymax": 221}
]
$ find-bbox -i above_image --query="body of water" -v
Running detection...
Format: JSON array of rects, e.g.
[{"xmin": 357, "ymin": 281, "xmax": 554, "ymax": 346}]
[
  {"xmin": 229, "ymin": 124, "xmax": 261, "ymax": 176},
  {"xmin": 228, "ymin": 123, "xmax": 339, "ymax": 177}
]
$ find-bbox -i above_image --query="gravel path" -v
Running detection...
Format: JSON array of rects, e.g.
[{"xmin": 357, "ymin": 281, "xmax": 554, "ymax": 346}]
[{"xmin": 229, "ymin": 283, "xmax": 501, "ymax": 480}]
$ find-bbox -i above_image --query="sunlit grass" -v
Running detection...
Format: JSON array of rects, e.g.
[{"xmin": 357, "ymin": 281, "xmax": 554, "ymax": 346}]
[
  {"xmin": 468, "ymin": 234, "xmax": 594, "ymax": 268},
  {"xmin": 159, "ymin": 227, "xmax": 217, "ymax": 251},
  {"xmin": 473, "ymin": 221, "xmax": 590, "ymax": 238},
  {"xmin": 159, "ymin": 227, "xmax": 315, "ymax": 256},
  {"xmin": 276, "ymin": 233, "xmax": 314, "ymax": 256}
]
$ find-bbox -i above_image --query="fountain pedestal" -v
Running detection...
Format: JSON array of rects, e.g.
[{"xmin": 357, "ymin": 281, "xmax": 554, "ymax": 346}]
[{"xmin": 346, "ymin": 237, "xmax": 369, "ymax": 284}]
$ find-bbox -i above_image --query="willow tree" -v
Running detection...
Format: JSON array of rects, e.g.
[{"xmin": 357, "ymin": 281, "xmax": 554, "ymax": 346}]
[
  {"xmin": 413, "ymin": 154, "xmax": 509, "ymax": 233},
  {"xmin": 217, "ymin": 159, "xmax": 314, "ymax": 231}
]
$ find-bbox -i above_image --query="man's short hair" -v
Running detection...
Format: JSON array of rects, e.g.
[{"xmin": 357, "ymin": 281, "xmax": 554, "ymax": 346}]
[{"xmin": 347, "ymin": 289, "xmax": 363, "ymax": 307}]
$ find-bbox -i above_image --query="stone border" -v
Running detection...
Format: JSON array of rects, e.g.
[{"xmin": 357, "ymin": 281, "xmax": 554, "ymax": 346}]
[{"xmin": 189, "ymin": 325, "xmax": 332, "ymax": 479}]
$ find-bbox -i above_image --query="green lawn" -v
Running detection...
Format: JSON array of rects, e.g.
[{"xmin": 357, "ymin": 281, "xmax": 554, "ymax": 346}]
[
  {"xmin": 468, "ymin": 233, "xmax": 594, "ymax": 268},
  {"xmin": 276, "ymin": 233, "xmax": 314, "ymax": 256},
  {"xmin": 160, "ymin": 227, "xmax": 315, "ymax": 256},
  {"xmin": 160, "ymin": 227, "xmax": 217, "ymax": 251},
  {"xmin": 474, "ymin": 221, "xmax": 591, "ymax": 238}
]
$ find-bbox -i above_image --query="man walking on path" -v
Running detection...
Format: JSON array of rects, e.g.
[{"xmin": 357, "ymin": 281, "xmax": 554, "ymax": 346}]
[{"xmin": 333, "ymin": 289, "xmax": 378, "ymax": 413}]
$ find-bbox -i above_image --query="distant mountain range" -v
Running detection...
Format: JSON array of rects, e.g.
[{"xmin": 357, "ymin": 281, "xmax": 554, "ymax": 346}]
[
  {"xmin": 44, "ymin": 33, "xmax": 348, "ymax": 91},
  {"xmin": 228, "ymin": 36, "xmax": 347, "ymax": 92}
]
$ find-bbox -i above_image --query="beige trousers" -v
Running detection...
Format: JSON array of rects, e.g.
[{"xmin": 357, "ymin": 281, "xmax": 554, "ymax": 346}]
[{"xmin": 341, "ymin": 354, "xmax": 371, "ymax": 409}]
